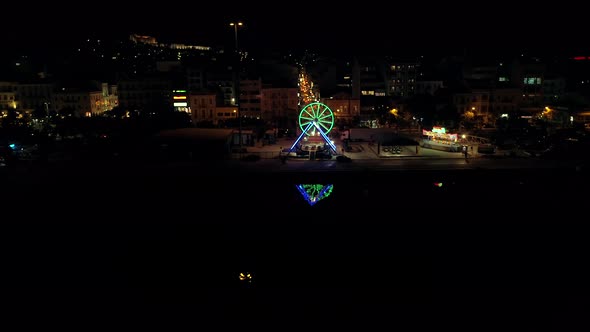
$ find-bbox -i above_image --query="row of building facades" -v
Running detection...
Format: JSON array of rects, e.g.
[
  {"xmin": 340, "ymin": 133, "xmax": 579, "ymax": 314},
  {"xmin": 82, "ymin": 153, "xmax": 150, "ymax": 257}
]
[{"xmin": 3, "ymin": 34, "xmax": 590, "ymax": 128}]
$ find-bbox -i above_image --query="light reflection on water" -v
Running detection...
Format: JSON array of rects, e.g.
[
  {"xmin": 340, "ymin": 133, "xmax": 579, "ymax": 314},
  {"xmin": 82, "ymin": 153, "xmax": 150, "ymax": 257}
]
[{"xmin": 295, "ymin": 184, "xmax": 334, "ymax": 206}]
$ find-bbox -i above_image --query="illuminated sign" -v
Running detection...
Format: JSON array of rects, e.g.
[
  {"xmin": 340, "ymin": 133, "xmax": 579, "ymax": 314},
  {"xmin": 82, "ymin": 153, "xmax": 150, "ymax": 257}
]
[
  {"xmin": 173, "ymin": 96, "xmax": 187, "ymax": 100},
  {"xmin": 173, "ymin": 102, "xmax": 188, "ymax": 107},
  {"xmin": 432, "ymin": 126, "xmax": 446, "ymax": 134},
  {"xmin": 423, "ymin": 128, "xmax": 458, "ymax": 142},
  {"xmin": 173, "ymin": 90, "xmax": 187, "ymax": 93}
]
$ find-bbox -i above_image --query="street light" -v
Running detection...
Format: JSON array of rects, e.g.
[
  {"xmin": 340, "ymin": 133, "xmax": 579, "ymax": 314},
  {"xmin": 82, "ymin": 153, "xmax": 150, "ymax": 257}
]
[
  {"xmin": 229, "ymin": 22, "xmax": 243, "ymax": 50},
  {"xmin": 229, "ymin": 22, "xmax": 244, "ymax": 147},
  {"xmin": 43, "ymin": 102, "xmax": 51, "ymax": 128}
]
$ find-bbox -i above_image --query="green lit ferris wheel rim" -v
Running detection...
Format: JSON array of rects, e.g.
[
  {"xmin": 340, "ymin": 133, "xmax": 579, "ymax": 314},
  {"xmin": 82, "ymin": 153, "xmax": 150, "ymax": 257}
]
[{"xmin": 298, "ymin": 102, "xmax": 334, "ymax": 135}]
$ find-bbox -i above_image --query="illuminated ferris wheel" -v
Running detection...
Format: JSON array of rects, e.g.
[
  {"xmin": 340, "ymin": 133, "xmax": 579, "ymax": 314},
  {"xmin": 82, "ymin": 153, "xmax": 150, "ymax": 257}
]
[
  {"xmin": 298, "ymin": 102, "xmax": 335, "ymax": 136},
  {"xmin": 288, "ymin": 102, "xmax": 338, "ymax": 154}
]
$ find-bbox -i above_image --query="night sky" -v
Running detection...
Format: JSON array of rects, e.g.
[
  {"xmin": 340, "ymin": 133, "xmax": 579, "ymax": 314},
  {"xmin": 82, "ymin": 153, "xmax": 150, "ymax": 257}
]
[{"xmin": 4, "ymin": 3, "xmax": 590, "ymax": 56}]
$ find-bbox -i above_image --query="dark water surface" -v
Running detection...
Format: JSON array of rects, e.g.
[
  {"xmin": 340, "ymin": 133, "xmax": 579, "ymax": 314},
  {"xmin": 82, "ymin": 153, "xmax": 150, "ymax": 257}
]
[{"xmin": 2, "ymin": 163, "xmax": 589, "ymax": 329}]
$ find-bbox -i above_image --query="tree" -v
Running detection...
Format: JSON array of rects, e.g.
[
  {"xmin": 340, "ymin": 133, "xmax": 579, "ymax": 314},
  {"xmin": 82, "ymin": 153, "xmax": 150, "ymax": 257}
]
[
  {"xmin": 404, "ymin": 94, "xmax": 436, "ymax": 122},
  {"xmin": 433, "ymin": 104, "xmax": 460, "ymax": 128},
  {"xmin": 0, "ymin": 108, "xmax": 18, "ymax": 128},
  {"xmin": 58, "ymin": 107, "xmax": 76, "ymax": 118},
  {"xmin": 103, "ymin": 106, "xmax": 127, "ymax": 119},
  {"xmin": 31, "ymin": 107, "xmax": 48, "ymax": 121}
]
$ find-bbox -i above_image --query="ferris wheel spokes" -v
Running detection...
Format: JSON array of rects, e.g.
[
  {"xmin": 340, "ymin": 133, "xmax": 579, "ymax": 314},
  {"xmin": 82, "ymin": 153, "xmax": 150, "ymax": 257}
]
[{"xmin": 298, "ymin": 102, "xmax": 334, "ymax": 135}]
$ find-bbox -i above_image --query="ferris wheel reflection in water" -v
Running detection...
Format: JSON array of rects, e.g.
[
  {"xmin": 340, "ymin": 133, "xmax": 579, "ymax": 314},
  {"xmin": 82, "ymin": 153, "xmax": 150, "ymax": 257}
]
[{"xmin": 296, "ymin": 184, "xmax": 334, "ymax": 206}]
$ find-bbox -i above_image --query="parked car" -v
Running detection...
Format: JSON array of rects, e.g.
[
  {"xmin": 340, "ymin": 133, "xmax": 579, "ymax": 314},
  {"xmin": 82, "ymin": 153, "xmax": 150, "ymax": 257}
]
[{"xmin": 336, "ymin": 155, "xmax": 352, "ymax": 163}]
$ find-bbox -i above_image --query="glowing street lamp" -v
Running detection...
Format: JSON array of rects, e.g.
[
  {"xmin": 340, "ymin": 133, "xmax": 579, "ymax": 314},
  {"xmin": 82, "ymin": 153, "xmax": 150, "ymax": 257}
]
[
  {"xmin": 229, "ymin": 22, "xmax": 244, "ymax": 147},
  {"xmin": 229, "ymin": 22, "xmax": 243, "ymax": 50}
]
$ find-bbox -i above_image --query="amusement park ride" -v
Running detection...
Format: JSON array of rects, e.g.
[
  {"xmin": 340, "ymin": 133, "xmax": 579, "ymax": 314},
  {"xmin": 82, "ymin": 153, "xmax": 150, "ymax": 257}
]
[
  {"xmin": 288, "ymin": 103, "xmax": 337, "ymax": 206},
  {"xmin": 288, "ymin": 102, "xmax": 338, "ymax": 155}
]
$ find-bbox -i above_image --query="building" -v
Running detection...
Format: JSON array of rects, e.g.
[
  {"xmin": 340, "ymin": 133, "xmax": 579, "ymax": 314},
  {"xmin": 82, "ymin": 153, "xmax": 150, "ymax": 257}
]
[
  {"xmin": 517, "ymin": 62, "xmax": 546, "ymax": 106},
  {"xmin": 339, "ymin": 56, "xmax": 391, "ymax": 120},
  {"xmin": 573, "ymin": 108, "xmax": 590, "ymax": 124},
  {"xmin": 189, "ymin": 92, "xmax": 216, "ymax": 123},
  {"xmin": 321, "ymin": 92, "xmax": 360, "ymax": 126},
  {"xmin": 355, "ymin": 57, "xmax": 388, "ymax": 98},
  {"xmin": 129, "ymin": 34, "xmax": 212, "ymax": 52},
  {"xmin": 491, "ymin": 88, "xmax": 522, "ymax": 114},
  {"xmin": 0, "ymin": 91, "xmax": 17, "ymax": 111},
  {"xmin": 118, "ymin": 75, "xmax": 172, "ymax": 111},
  {"xmin": 388, "ymin": 62, "xmax": 417, "ymax": 98},
  {"xmin": 130, "ymin": 34, "xmax": 158, "ymax": 46},
  {"xmin": 210, "ymin": 80, "xmax": 235, "ymax": 106},
  {"xmin": 354, "ymin": 57, "xmax": 389, "ymax": 116},
  {"xmin": 204, "ymin": 63, "xmax": 237, "ymax": 107},
  {"xmin": 53, "ymin": 82, "xmax": 118, "ymax": 117},
  {"xmin": 0, "ymin": 81, "xmax": 56, "ymax": 114},
  {"xmin": 239, "ymin": 79, "xmax": 262, "ymax": 118},
  {"xmin": 215, "ymin": 106, "xmax": 238, "ymax": 124},
  {"xmin": 169, "ymin": 44, "xmax": 211, "ymax": 51},
  {"xmin": 416, "ymin": 80, "xmax": 444, "ymax": 96},
  {"xmin": 186, "ymin": 67, "xmax": 205, "ymax": 91},
  {"xmin": 156, "ymin": 61, "xmax": 182, "ymax": 73},
  {"xmin": 0, "ymin": 82, "xmax": 17, "ymax": 110},
  {"xmin": 543, "ymin": 77, "xmax": 566, "ymax": 104},
  {"xmin": 100, "ymin": 83, "xmax": 118, "ymax": 111},
  {"xmin": 307, "ymin": 57, "xmax": 356, "ymax": 98},
  {"xmin": 566, "ymin": 56, "xmax": 590, "ymax": 99},
  {"xmin": 16, "ymin": 82, "xmax": 54, "ymax": 111},
  {"xmin": 260, "ymin": 87, "xmax": 298, "ymax": 129},
  {"xmin": 454, "ymin": 88, "xmax": 522, "ymax": 125},
  {"xmin": 53, "ymin": 91, "xmax": 102, "ymax": 117}
]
